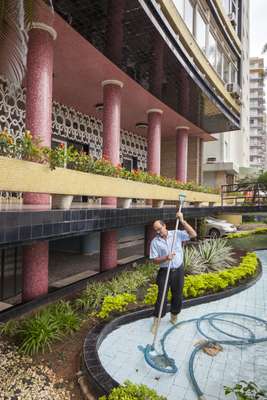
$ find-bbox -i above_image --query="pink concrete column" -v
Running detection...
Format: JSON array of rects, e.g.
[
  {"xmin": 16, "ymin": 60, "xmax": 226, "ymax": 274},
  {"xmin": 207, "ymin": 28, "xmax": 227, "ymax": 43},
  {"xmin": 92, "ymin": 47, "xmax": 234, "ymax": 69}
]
[
  {"xmin": 102, "ymin": 79, "xmax": 123, "ymax": 207},
  {"xmin": 22, "ymin": 21, "xmax": 56, "ymax": 302},
  {"xmin": 23, "ymin": 22, "xmax": 56, "ymax": 205},
  {"xmin": 147, "ymin": 109, "xmax": 163, "ymax": 176},
  {"xmin": 100, "ymin": 80, "xmax": 123, "ymax": 271},
  {"xmin": 22, "ymin": 242, "xmax": 49, "ymax": 301},
  {"xmin": 144, "ymin": 224, "xmax": 156, "ymax": 257},
  {"xmin": 176, "ymin": 126, "xmax": 189, "ymax": 183},
  {"xmin": 100, "ymin": 230, "xmax": 118, "ymax": 271}
]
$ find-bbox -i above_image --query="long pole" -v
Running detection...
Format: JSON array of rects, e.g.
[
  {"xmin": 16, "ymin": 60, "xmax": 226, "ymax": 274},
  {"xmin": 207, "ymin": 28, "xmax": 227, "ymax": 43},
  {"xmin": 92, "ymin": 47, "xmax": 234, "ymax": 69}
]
[{"xmin": 152, "ymin": 201, "xmax": 183, "ymax": 348}]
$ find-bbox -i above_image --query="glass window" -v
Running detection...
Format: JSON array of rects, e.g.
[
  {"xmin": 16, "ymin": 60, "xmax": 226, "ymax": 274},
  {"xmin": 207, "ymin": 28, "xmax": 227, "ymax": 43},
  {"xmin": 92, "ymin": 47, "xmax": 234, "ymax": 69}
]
[
  {"xmin": 184, "ymin": 0, "xmax": 193, "ymax": 33},
  {"xmin": 223, "ymin": 56, "xmax": 230, "ymax": 82},
  {"xmin": 207, "ymin": 31, "xmax": 216, "ymax": 68},
  {"xmin": 173, "ymin": 0, "xmax": 184, "ymax": 16},
  {"xmin": 222, "ymin": 0, "xmax": 230, "ymax": 14},
  {"xmin": 230, "ymin": 62, "xmax": 237, "ymax": 83},
  {"xmin": 196, "ymin": 10, "xmax": 206, "ymax": 53},
  {"xmin": 216, "ymin": 49, "xmax": 223, "ymax": 77}
]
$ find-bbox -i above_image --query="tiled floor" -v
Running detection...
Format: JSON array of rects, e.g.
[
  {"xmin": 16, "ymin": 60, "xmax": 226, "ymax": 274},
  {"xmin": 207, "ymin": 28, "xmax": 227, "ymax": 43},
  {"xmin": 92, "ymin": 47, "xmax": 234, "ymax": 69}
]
[{"xmin": 98, "ymin": 250, "xmax": 267, "ymax": 399}]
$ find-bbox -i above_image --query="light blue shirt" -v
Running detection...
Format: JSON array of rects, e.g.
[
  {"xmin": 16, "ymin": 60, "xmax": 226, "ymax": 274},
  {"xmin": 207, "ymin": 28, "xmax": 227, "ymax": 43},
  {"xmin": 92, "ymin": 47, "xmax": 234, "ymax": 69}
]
[{"xmin": 150, "ymin": 230, "xmax": 190, "ymax": 269}]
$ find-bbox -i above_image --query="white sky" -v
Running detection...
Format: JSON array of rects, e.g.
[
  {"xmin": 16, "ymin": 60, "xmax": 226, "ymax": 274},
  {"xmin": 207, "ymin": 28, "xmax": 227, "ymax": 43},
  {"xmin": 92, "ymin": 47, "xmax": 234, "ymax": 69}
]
[{"xmin": 249, "ymin": 0, "xmax": 267, "ymax": 64}]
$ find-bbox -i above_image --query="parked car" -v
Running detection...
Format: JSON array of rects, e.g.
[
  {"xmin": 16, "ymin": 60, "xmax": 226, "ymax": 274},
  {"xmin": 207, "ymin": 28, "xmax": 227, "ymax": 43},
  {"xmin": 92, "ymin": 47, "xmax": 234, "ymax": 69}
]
[{"xmin": 204, "ymin": 216, "xmax": 237, "ymax": 238}]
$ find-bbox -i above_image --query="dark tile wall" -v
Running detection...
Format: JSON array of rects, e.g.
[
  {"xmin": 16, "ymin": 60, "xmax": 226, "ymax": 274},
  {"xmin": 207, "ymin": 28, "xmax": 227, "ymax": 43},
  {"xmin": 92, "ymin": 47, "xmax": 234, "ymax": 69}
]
[{"xmin": 0, "ymin": 205, "xmax": 266, "ymax": 248}]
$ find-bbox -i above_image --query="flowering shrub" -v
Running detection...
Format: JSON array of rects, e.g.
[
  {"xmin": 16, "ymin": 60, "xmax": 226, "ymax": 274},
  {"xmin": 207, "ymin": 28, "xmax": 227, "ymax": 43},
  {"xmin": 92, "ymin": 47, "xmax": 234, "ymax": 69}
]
[
  {"xmin": 0, "ymin": 129, "xmax": 219, "ymax": 194},
  {"xmin": 144, "ymin": 253, "xmax": 258, "ymax": 304}
]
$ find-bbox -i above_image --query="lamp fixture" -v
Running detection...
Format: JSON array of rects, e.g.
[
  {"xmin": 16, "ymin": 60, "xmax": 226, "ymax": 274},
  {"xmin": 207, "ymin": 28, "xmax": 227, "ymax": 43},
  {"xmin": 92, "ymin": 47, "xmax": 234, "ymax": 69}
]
[
  {"xmin": 135, "ymin": 122, "xmax": 148, "ymax": 129},
  {"xmin": 95, "ymin": 103, "xmax": 104, "ymax": 111}
]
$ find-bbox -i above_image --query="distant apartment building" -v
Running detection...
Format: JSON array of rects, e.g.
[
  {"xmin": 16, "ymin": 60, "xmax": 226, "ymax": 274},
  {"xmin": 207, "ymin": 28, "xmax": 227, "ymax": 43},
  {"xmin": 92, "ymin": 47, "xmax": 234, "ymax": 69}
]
[
  {"xmin": 203, "ymin": 0, "xmax": 250, "ymax": 187},
  {"xmin": 249, "ymin": 57, "xmax": 267, "ymax": 170}
]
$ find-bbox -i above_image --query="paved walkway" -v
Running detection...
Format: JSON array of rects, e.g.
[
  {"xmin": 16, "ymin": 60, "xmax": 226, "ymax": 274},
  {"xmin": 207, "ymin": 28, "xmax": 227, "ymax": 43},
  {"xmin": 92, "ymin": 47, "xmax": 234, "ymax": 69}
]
[{"xmin": 98, "ymin": 250, "xmax": 267, "ymax": 400}]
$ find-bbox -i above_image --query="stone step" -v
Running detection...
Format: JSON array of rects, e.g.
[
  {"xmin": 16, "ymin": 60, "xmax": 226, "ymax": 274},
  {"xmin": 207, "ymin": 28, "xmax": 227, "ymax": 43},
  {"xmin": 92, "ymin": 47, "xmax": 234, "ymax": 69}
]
[
  {"xmin": 0, "ymin": 301, "xmax": 12, "ymax": 311},
  {"xmin": 50, "ymin": 270, "xmax": 97, "ymax": 288},
  {"xmin": 117, "ymin": 254, "xmax": 144, "ymax": 265}
]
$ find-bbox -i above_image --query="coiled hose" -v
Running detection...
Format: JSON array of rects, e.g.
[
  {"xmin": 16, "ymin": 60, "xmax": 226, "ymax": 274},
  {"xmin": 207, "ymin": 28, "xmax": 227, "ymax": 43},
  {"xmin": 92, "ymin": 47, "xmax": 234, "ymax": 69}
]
[{"xmin": 159, "ymin": 312, "xmax": 267, "ymax": 399}]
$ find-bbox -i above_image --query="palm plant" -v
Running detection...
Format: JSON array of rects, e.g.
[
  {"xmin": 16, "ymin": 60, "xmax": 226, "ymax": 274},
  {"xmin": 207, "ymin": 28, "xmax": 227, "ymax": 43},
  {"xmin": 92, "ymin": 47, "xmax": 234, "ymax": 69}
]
[
  {"xmin": 0, "ymin": 1, "xmax": 54, "ymax": 86},
  {"xmin": 0, "ymin": 0, "xmax": 34, "ymax": 85}
]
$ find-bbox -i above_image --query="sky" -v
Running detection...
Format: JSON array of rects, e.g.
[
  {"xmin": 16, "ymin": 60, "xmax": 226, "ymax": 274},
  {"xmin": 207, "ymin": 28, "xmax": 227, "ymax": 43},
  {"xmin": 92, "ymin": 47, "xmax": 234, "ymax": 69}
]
[{"xmin": 249, "ymin": 0, "xmax": 267, "ymax": 64}]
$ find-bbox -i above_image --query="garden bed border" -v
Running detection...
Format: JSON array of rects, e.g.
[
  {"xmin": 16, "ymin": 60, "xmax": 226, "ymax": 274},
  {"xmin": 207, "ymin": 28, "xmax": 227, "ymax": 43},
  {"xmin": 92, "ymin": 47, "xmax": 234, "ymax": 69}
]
[{"xmin": 82, "ymin": 260, "xmax": 263, "ymax": 396}]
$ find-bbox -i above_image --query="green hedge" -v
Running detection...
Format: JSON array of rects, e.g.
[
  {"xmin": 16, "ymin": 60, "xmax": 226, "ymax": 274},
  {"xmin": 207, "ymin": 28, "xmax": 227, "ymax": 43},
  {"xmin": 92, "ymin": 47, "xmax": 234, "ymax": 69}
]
[
  {"xmin": 99, "ymin": 380, "xmax": 167, "ymax": 400},
  {"xmin": 144, "ymin": 253, "xmax": 258, "ymax": 304},
  {"xmin": 227, "ymin": 228, "xmax": 267, "ymax": 239}
]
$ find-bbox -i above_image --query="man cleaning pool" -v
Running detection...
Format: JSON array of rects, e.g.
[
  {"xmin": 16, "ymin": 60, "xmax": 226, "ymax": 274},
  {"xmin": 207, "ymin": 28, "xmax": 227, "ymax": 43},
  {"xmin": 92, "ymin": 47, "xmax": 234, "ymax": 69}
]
[{"xmin": 150, "ymin": 212, "xmax": 197, "ymax": 334}]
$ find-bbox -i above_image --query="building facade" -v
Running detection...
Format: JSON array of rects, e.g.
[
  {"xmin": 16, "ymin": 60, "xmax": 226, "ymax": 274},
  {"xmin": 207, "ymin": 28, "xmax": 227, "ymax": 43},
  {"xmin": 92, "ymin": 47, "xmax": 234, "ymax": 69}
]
[
  {"xmin": 203, "ymin": 0, "xmax": 250, "ymax": 187},
  {"xmin": 249, "ymin": 57, "xmax": 267, "ymax": 170},
  {"xmin": 0, "ymin": 0, "xmax": 243, "ymax": 310}
]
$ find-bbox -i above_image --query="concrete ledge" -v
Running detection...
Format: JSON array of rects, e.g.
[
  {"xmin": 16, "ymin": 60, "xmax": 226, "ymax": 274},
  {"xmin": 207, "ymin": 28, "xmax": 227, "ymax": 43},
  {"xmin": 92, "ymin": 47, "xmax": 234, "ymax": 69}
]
[{"xmin": 0, "ymin": 157, "xmax": 219, "ymax": 203}]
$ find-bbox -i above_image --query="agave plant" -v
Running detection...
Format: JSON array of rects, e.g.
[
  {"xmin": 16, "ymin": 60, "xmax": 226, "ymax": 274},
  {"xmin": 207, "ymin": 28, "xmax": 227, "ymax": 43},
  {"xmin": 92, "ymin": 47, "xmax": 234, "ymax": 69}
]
[
  {"xmin": 197, "ymin": 239, "xmax": 235, "ymax": 272},
  {"xmin": 184, "ymin": 245, "xmax": 206, "ymax": 275}
]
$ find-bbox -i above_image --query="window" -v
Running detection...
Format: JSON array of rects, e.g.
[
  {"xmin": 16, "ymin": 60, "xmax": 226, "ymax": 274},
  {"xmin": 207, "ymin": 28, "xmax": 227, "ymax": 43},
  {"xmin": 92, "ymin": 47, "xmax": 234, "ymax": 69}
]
[
  {"xmin": 230, "ymin": 62, "xmax": 237, "ymax": 83},
  {"xmin": 122, "ymin": 157, "xmax": 133, "ymax": 171},
  {"xmin": 222, "ymin": 0, "xmax": 230, "ymax": 14},
  {"xmin": 216, "ymin": 48, "xmax": 223, "ymax": 77},
  {"xmin": 196, "ymin": 10, "xmax": 207, "ymax": 53},
  {"xmin": 173, "ymin": 0, "xmax": 184, "ymax": 16},
  {"xmin": 207, "ymin": 31, "xmax": 216, "ymax": 68},
  {"xmin": 184, "ymin": 0, "xmax": 194, "ymax": 33}
]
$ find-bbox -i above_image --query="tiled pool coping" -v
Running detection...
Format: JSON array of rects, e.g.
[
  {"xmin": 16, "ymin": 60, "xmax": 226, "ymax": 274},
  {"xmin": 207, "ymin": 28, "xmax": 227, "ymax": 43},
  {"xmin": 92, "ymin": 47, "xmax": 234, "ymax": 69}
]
[{"xmin": 83, "ymin": 262, "xmax": 263, "ymax": 396}]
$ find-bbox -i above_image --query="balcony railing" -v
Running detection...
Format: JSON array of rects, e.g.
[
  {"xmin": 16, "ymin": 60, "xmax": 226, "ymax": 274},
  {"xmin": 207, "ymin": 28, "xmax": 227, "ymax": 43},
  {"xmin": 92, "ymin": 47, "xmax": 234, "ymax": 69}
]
[{"xmin": 221, "ymin": 182, "xmax": 267, "ymax": 206}]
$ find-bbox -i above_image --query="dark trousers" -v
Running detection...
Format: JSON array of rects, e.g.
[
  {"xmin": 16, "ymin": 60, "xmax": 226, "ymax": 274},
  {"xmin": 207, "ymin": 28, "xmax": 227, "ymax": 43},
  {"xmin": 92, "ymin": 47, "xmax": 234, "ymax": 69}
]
[{"xmin": 153, "ymin": 266, "xmax": 184, "ymax": 318}]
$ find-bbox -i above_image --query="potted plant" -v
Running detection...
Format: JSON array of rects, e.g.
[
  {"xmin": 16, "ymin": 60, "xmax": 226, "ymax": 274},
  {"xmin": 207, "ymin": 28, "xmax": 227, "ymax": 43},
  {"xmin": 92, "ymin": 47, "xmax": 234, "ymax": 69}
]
[
  {"xmin": 48, "ymin": 143, "xmax": 74, "ymax": 209},
  {"xmin": 117, "ymin": 197, "xmax": 132, "ymax": 208},
  {"xmin": 224, "ymin": 380, "xmax": 266, "ymax": 400}
]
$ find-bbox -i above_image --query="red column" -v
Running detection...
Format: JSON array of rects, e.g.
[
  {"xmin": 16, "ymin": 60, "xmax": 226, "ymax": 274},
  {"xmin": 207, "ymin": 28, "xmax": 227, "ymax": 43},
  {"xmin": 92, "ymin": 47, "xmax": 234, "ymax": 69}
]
[
  {"xmin": 100, "ymin": 80, "xmax": 123, "ymax": 271},
  {"xmin": 147, "ymin": 109, "xmax": 163, "ymax": 176},
  {"xmin": 102, "ymin": 79, "xmax": 123, "ymax": 207},
  {"xmin": 145, "ymin": 109, "xmax": 162, "ymax": 249},
  {"xmin": 23, "ymin": 23, "xmax": 56, "ymax": 205},
  {"xmin": 22, "ymin": 22, "xmax": 56, "ymax": 301},
  {"xmin": 176, "ymin": 126, "xmax": 189, "ymax": 183},
  {"xmin": 144, "ymin": 225, "xmax": 156, "ymax": 257},
  {"xmin": 100, "ymin": 230, "xmax": 118, "ymax": 271},
  {"xmin": 22, "ymin": 242, "xmax": 49, "ymax": 301}
]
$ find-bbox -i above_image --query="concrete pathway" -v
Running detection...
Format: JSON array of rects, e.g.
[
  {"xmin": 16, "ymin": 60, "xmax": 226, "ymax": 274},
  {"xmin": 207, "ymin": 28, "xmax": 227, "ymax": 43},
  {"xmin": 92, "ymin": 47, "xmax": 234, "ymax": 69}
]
[{"xmin": 98, "ymin": 250, "xmax": 267, "ymax": 400}]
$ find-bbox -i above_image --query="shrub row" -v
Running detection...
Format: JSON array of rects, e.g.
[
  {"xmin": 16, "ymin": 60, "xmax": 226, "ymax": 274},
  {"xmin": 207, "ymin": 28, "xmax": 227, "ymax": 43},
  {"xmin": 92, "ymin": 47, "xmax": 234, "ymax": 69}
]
[
  {"xmin": 0, "ymin": 253, "xmax": 258, "ymax": 355},
  {"xmin": 0, "ymin": 129, "xmax": 218, "ymax": 194},
  {"xmin": 144, "ymin": 253, "xmax": 258, "ymax": 304},
  {"xmin": 76, "ymin": 264, "xmax": 156, "ymax": 313},
  {"xmin": 227, "ymin": 227, "xmax": 267, "ymax": 239},
  {"xmin": 0, "ymin": 301, "xmax": 81, "ymax": 355}
]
